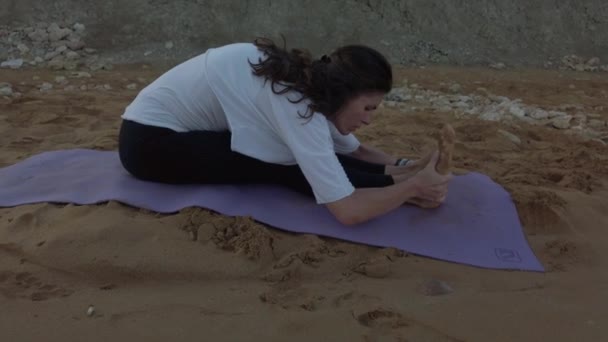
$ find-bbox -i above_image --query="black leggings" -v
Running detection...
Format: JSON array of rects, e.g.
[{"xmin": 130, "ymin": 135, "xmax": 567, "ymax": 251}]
[{"xmin": 118, "ymin": 119, "xmax": 394, "ymax": 197}]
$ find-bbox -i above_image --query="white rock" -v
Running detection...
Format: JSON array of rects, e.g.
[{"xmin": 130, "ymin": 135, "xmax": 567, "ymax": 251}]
[
  {"xmin": 86, "ymin": 305, "xmax": 95, "ymax": 317},
  {"xmin": 449, "ymin": 83, "xmax": 462, "ymax": 93},
  {"xmin": 165, "ymin": 41, "xmax": 174, "ymax": 49},
  {"xmin": 66, "ymin": 39, "xmax": 85, "ymax": 51},
  {"xmin": 64, "ymin": 85, "xmax": 76, "ymax": 91},
  {"xmin": 55, "ymin": 45, "xmax": 68, "ymax": 53},
  {"xmin": 17, "ymin": 43, "xmax": 30, "ymax": 54},
  {"xmin": 126, "ymin": 83, "xmax": 137, "ymax": 90},
  {"xmin": 588, "ymin": 119, "xmax": 606, "ymax": 129},
  {"xmin": 103, "ymin": 84, "xmax": 112, "ymax": 90},
  {"xmin": 587, "ymin": 57, "xmax": 600, "ymax": 67},
  {"xmin": 28, "ymin": 29, "xmax": 49, "ymax": 42},
  {"xmin": 551, "ymin": 115, "xmax": 573, "ymax": 129},
  {"xmin": 528, "ymin": 109, "xmax": 549, "ymax": 120},
  {"xmin": 65, "ymin": 51, "xmax": 80, "ymax": 60},
  {"xmin": 498, "ymin": 129, "xmax": 521, "ymax": 144},
  {"xmin": 548, "ymin": 111, "xmax": 568, "ymax": 118},
  {"xmin": 55, "ymin": 76, "xmax": 67, "ymax": 83},
  {"xmin": 69, "ymin": 71, "xmax": 91, "ymax": 78},
  {"xmin": 508, "ymin": 104, "xmax": 526, "ymax": 118},
  {"xmin": 80, "ymin": 85, "xmax": 87, "ymax": 91},
  {"xmin": 48, "ymin": 57, "xmax": 66, "ymax": 70},
  {"xmin": 39, "ymin": 82, "xmax": 54, "ymax": 91},
  {"xmin": 490, "ymin": 62, "xmax": 506, "ymax": 70},
  {"xmin": 1, "ymin": 58, "xmax": 24, "ymax": 69},
  {"xmin": 34, "ymin": 56, "xmax": 44, "ymax": 63},
  {"xmin": 144, "ymin": 50, "xmax": 153, "ymax": 56},
  {"xmin": 73, "ymin": 23, "xmax": 86, "ymax": 34},
  {"xmin": 84, "ymin": 48, "xmax": 96, "ymax": 54},
  {"xmin": 601, "ymin": 65, "xmax": 608, "ymax": 72},
  {"xmin": 0, "ymin": 83, "xmax": 13, "ymax": 96}
]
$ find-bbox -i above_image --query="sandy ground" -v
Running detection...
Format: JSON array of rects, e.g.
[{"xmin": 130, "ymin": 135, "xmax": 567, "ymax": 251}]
[{"xmin": 0, "ymin": 64, "xmax": 607, "ymax": 342}]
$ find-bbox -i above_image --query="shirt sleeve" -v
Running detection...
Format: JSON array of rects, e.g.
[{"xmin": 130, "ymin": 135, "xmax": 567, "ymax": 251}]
[
  {"xmin": 266, "ymin": 92, "xmax": 355, "ymax": 204},
  {"xmin": 328, "ymin": 121, "xmax": 361, "ymax": 154}
]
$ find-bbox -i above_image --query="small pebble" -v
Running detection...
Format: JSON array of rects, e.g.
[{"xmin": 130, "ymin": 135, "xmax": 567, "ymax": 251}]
[{"xmin": 86, "ymin": 305, "xmax": 95, "ymax": 317}]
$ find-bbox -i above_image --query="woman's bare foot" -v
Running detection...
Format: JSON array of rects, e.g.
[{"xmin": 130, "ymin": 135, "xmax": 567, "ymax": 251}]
[{"xmin": 405, "ymin": 123, "xmax": 456, "ymax": 208}]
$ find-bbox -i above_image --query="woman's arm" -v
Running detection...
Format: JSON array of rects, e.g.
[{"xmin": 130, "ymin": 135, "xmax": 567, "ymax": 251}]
[
  {"xmin": 325, "ymin": 151, "xmax": 450, "ymax": 226},
  {"xmin": 348, "ymin": 143, "xmax": 398, "ymax": 165}
]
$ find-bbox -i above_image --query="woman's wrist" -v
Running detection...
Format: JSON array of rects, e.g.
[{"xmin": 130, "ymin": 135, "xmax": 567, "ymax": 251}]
[{"xmin": 394, "ymin": 158, "xmax": 410, "ymax": 166}]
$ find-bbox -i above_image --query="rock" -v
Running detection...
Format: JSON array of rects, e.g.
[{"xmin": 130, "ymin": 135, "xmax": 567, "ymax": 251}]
[
  {"xmin": 528, "ymin": 108, "xmax": 549, "ymax": 120},
  {"xmin": 48, "ymin": 24, "xmax": 72, "ymax": 42},
  {"xmin": 84, "ymin": 48, "xmax": 96, "ymax": 54},
  {"xmin": 63, "ymin": 85, "xmax": 76, "ymax": 91},
  {"xmin": 39, "ymin": 82, "xmax": 54, "ymax": 91},
  {"xmin": 449, "ymin": 83, "xmax": 462, "ymax": 93},
  {"xmin": 601, "ymin": 65, "xmax": 608, "ymax": 72},
  {"xmin": 498, "ymin": 129, "xmax": 522, "ymax": 144},
  {"xmin": 420, "ymin": 279, "xmax": 453, "ymax": 296},
  {"xmin": 66, "ymin": 39, "xmax": 85, "ymax": 50},
  {"xmin": 126, "ymin": 83, "xmax": 137, "ymax": 90},
  {"xmin": 28, "ymin": 29, "xmax": 49, "ymax": 42},
  {"xmin": 73, "ymin": 23, "xmax": 86, "ymax": 34},
  {"xmin": 103, "ymin": 84, "xmax": 112, "ymax": 90},
  {"xmin": 69, "ymin": 71, "xmax": 91, "ymax": 78},
  {"xmin": 79, "ymin": 85, "xmax": 87, "ymax": 91},
  {"xmin": 34, "ymin": 56, "xmax": 44, "ymax": 64},
  {"xmin": 551, "ymin": 115, "xmax": 573, "ymax": 129},
  {"xmin": 65, "ymin": 51, "xmax": 80, "ymax": 60},
  {"xmin": 1, "ymin": 58, "xmax": 24, "ymax": 69},
  {"xmin": 17, "ymin": 43, "xmax": 30, "ymax": 54},
  {"xmin": 508, "ymin": 104, "xmax": 526, "ymax": 118},
  {"xmin": 144, "ymin": 50, "xmax": 153, "ymax": 56},
  {"xmin": 587, "ymin": 57, "xmax": 600, "ymax": 67},
  {"xmin": 548, "ymin": 111, "xmax": 568, "ymax": 118},
  {"xmin": 48, "ymin": 57, "xmax": 65, "ymax": 70},
  {"xmin": 32, "ymin": 76, "xmax": 40, "ymax": 80},
  {"xmin": 55, "ymin": 76, "xmax": 67, "ymax": 84},
  {"xmin": 588, "ymin": 119, "xmax": 606, "ymax": 129},
  {"xmin": 165, "ymin": 41, "xmax": 174, "ymax": 49},
  {"xmin": 490, "ymin": 62, "xmax": 506, "ymax": 70},
  {"xmin": 0, "ymin": 83, "xmax": 13, "ymax": 96}
]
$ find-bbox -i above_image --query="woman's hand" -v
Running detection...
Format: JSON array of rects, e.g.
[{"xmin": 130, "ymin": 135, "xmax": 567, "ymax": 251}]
[{"xmin": 410, "ymin": 151, "xmax": 452, "ymax": 203}]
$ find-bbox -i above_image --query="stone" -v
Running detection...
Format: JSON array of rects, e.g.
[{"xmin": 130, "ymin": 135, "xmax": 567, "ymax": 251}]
[
  {"xmin": 126, "ymin": 83, "xmax": 137, "ymax": 90},
  {"xmin": 490, "ymin": 62, "xmax": 506, "ymax": 69},
  {"xmin": 73, "ymin": 23, "xmax": 86, "ymax": 34},
  {"xmin": 65, "ymin": 51, "xmax": 80, "ymax": 60},
  {"xmin": 28, "ymin": 29, "xmax": 48, "ymax": 42},
  {"xmin": 508, "ymin": 104, "xmax": 526, "ymax": 118},
  {"xmin": 420, "ymin": 279, "xmax": 453, "ymax": 296},
  {"xmin": 165, "ymin": 41, "xmax": 174, "ymax": 49},
  {"xmin": 0, "ymin": 83, "xmax": 13, "ymax": 96},
  {"xmin": 48, "ymin": 57, "xmax": 66, "ymax": 70},
  {"xmin": 66, "ymin": 39, "xmax": 85, "ymax": 51},
  {"xmin": 449, "ymin": 83, "xmax": 462, "ymax": 93},
  {"xmin": 69, "ymin": 71, "xmax": 91, "ymax": 78},
  {"xmin": 103, "ymin": 84, "xmax": 112, "ymax": 90},
  {"xmin": 601, "ymin": 65, "xmax": 608, "ymax": 72},
  {"xmin": 144, "ymin": 50, "xmax": 153, "ymax": 56},
  {"xmin": 55, "ymin": 76, "xmax": 67, "ymax": 83},
  {"xmin": 1, "ymin": 58, "xmax": 24, "ymax": 69},
  {"xmin": 551, "ymin": 115, "xmax": 573, "ymax": 129},
  {"xmin": 34, "ymin": 56, "xmax": 44, "ymax": 63},
  {"xmin": 588, "ymin": 119, "xmax": 606, "ymax": 129},
  {"xmin": 39, "ymin": 82, "xmax": 54, "ymax": 91},
  {"xmin": 528, "ymin": 108, "xmax": 549, "ymax": 120},
  {"xmin": 17, "ymin": 43, "xmax": 30, "ymax": 54},
  {"xmin": 586, "ymin": 57, "xmax": 600, "ymax": 67},
  {"xmin": 63, "ymin": 85, "xmax": 76, "ymax": 91},
  {"xmin": 498, "ymin": 129, "xmax": 522, "ymax": 144}
]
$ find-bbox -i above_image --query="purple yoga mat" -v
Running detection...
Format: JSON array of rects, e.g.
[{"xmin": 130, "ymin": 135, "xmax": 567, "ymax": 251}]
[{"xmin": 0, "ymin": 149, "xmax": 544, "ymax": 271}]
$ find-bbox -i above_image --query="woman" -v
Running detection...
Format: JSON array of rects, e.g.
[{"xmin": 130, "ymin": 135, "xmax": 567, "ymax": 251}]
[{"xmin": 118, "ymin": 37, "xmax": 451, "ymax": 225}]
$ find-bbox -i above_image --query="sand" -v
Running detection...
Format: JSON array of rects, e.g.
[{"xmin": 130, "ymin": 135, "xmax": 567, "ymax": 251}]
[{"xmin": 1, "ymin": 65, "xmax": 607, "ymax": 342}]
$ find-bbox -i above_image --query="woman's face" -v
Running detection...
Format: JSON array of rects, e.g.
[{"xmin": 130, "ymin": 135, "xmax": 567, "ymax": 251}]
[{"xmin": 330, "ymin": 92, "xmax": 385, "ymax": 135}]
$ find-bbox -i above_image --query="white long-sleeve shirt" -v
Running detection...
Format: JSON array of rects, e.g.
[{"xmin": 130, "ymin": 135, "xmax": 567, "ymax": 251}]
[{"xmin": 121, "ymin": 42, "xmax": 360, "ymax": 204}]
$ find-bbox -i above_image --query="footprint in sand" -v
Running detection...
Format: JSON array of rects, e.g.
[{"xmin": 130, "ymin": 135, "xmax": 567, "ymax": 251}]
[
  {"xmin": 0, "ymin": 271, "xmax": 73, "ymax": 301},
  {"xmin": 355, "ymin": 308, "xmax": 465, "ymax": 341}
]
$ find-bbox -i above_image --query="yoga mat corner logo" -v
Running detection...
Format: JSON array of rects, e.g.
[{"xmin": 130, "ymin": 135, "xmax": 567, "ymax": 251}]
[{"xmin": 494, "ymin": 248, "xmax": 522, "ymax": 263}]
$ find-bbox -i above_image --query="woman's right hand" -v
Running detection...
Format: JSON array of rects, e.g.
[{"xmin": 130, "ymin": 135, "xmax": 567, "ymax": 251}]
[{"xmin": 411, "ymin": 150, "xmax": 452, "ymax": 203}]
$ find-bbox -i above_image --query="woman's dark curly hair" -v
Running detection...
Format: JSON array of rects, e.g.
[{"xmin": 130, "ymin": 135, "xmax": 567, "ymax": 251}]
[{"xmin": 248, "ymin": 36, "xmax": 392, "ymax": 119}]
